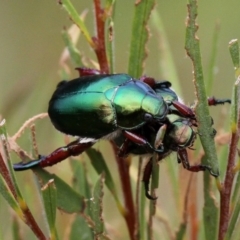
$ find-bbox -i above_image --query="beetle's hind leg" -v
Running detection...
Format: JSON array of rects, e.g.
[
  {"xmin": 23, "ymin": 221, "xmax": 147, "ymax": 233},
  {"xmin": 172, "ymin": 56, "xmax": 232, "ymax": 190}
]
[{"xmin": 13, "ymin": 140, "xmax": 95, "ymax": 171}]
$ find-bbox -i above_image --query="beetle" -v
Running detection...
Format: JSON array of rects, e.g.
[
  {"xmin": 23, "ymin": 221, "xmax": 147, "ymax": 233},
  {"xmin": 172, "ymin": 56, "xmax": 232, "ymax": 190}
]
[
  {"xmin": 13, "ymin": 67, "xmax": 230, "ymax": 200},
  {"xmin": 14, "ymin": 68, "xmax": 179, "ymax": 170},
  {"xmin": 114, "ymin": 80, "xmax": 230, "ymax": 199}
]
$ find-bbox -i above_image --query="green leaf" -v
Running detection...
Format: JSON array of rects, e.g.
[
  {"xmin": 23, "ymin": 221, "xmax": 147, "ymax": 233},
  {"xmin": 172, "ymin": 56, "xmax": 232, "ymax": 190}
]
[
  {"xmin": 59, "ymin": 0, "xmax": 94, "ymax": 47},
  {"xmin": 70, "ymin": 159, "xmax": 91, "ymax": 198},
  {"xmin": 185, "ymin": 0, "xmax": 219, "ymax": 176},
  {"xmin": 203, "ymin": 169, "xmax": 218, "ymax": 240},
  {"xmin": 175, "ymin": 222, "xmax": 187, "ymax": 240},
  {"xmin": 41, "ymin": 179, "xmax": 58, "ymax": 239},
  {"xmin": 0, "ymin": 174, "xmax": 23, "ymax": 220},
  {"xmin": 151, "ymin": 10, "xmax": 182, "ymax": 95},
  {"xmin": 90, "ymin": 174, "xmax": 104, "ymax": 236},
  {"xmin": 86, "ymin": 148, "xmax": 120, "ymax": 205},
  {"xmin": 229, "ymin": 40, "xmax": 240, "ymax": 132},
  {"xmin": 62, "ymin": 28, "xmax": 82, "ymax": 67},
  {"xmin": 34, "ymin": 168, "xmax": 85, "ymax": 213},
  {"xmin": 12, "ymin": 216, "xmax": 21, "ymax": 240},
  {"xmin": 128, "ymin": 0, "xmax": 155, "ymax": 78},
  {"xmin": 70, "ymin": 215, "xmax": 93, "ymax": 240},
  {"xmin": 226, "ymin": 195, "xmax": 240, "ymax": 240},
  {"xmin": 229, "ymin": 39, "xmax": 240, "ymax": 69},
  {"xmin": 206, "ymin": 22, "xmax": 221, "ymax": 95}
]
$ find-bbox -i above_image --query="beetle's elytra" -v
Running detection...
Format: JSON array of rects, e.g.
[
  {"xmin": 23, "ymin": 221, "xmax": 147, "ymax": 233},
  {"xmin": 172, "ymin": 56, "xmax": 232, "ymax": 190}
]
[{"xmin": 48, "ymin": 74, "xmax": 168, "ymax": 138}]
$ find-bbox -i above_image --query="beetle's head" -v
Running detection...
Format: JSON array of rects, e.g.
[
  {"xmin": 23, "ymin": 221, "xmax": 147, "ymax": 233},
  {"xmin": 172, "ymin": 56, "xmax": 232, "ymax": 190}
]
[{"xmin": 166, "ymin": 119, "xmax": 196, "ymax": 151}]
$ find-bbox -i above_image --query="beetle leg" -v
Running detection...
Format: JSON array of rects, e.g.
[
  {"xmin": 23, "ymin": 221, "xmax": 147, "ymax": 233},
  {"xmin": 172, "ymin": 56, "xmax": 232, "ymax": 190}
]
[
  {"xmin": 177, "ymin": 148, "xmax": 212, "ymax": 174},
  {"xmin": 13, "ymin": 140, "xmax": 95, "ymax": 171},
  {"xmin": 208, "ymin": 97, "xmax": 231, "ymax": 106},
  {"xmin": 75, "ymin": 67, "xmax": 103, "ymax": 77},
  {"xmin": 123, "ymin": 130, "xmax": 164, "ymax": 153},
  {"xmin": 118, "ymin": 138, "xmax": 131, "ymax": 157},
  {"xmin": 171, "ymin": 101, "xmax": 196, "ymax": 119},
  {"xmin": 142, "ymin": 159, "xmax": 158, "ymax": 200},
  {"xmin": 154, "ymin": 124, "xmax": 167, "ymax": 149},
  {"xmin": 140, "ymin": 76, "xmax": 172, "ymax": 89},
  {"xmin": 139, "ymin": 76, "xmax": 156, "ymax": 87}
]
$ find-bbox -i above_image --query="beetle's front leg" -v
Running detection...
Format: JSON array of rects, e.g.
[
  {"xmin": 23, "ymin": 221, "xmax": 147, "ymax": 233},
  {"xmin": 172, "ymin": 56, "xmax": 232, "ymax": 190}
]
[
  {"xmin": 122, "ymin": 130, "xmax": 165, "ymax": 154},
  {"xmin": 177, "ymin": 148, "xmax": 213, "ymax": 175},
  {"xmin": 13, "ymin": 140, "xmax": 95, "ymax": 171}
]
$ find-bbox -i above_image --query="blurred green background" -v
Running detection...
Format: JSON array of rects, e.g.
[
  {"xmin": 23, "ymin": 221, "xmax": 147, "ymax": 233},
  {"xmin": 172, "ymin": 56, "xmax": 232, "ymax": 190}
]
[
  {"xmin": 1, "ymin": 1, "xmax": 238, "ymax": 131},
  {"xmin": 0, "ymin": 0, "xmax": 239, "ymax": 239}
]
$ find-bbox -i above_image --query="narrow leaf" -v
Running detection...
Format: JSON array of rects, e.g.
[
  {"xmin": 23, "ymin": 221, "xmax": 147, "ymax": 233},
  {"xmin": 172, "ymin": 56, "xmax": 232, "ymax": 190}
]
[
  {"xmin": 151, "ymin": 10, "xmax": 182, "ymax": 95},
  {"xmin": 62, "ymin": 28, "xmax": 82, "ymax": 66},
  {"xmin": 128, "ymin": 0, "xmax": 155, "ymax": 78},
  {"xmin": 90, "ymin": 174, "xmax": 104, "ymax": 236},
  {"xmin": 41, "ymin": 179, "xmax": 58, "ymax": 239},
  {"xmin": 206, "ymin": 22, "xmax": 221, "ymax": 95},
  {"xmin": 34, "ymin": 168, "xmax": 85, "ymax": 213},
  {"xmin": 86, "ymin": 148, "xmax": 120, "ymax": 205},
  {"xmin": 70, "ymin": 215, "xmax": 93, "ymax": 240},
  {"xmin": 0, "ymin": 174, "xmax": 23, "ymax": 220},
  {"xmin": 185, "ymin": 0, "xmax": 219, "ymax": 175},
  {"xmin": 59, "ymin": 0, "xmax": 94, "ymax": 47},
  {"xmin": 203, "ymin": 169, "xmax": 218, "ymax": 240}
]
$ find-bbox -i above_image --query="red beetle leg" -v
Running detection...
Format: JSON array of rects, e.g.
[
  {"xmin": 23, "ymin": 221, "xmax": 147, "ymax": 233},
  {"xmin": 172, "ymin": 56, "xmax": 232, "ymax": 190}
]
[
  {"xmin": 177, "ymin": 148, "xmax": 212, "ymax": 174},
  {"xmin": 123, "ymin": 131, "xmax": 164, "ymax": 153},
  {"xmin": 14, "ymin": 140, "xmax": 95, "ymax": 171},
  {"xmin": 38, "ymin": 140, "xmax": 95, "ymax": 168},
  {"xmin": 75, "ymin": 67, "xmax": 103, "ymax": 77},
  {"xmin": 140, "ymin": 76, "xmax": 156, "ymax": 88},
  {"xmin": 208, "ymin": 97, "xmax": 231, "ymax": 106},
  {"xmin": 142, "ymin": 159, "xmax": 158, "ymax": 200},
  {"xmin": 118, "ymin": 138, "xmax": 131, "ymax": 158},
  {"xmin": 140, "ymin": 76, "xmax": 172, "ymax": 89},
  {"xmin": 172, "ymin": 101, "xmax": 196, "ymax": 119}
]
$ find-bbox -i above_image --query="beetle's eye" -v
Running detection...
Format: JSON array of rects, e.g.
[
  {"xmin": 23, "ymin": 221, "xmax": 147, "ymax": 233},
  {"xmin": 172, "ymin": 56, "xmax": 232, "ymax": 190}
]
[{"xmin": 144, "ymin": 113, "xmax": 153, "ymax": 122}]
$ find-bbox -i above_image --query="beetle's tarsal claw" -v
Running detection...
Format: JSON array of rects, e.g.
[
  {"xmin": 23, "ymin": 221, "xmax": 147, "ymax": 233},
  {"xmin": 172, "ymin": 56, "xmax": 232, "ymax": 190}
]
[
  {"xmin": 145, "ymin": 190, "xmax": 158, "ymax": 200},
  {"xmin": 144, "ymin": 181, "xmax": 158, "ymax": 200},
  {"xmin": 13, "ymin": 159, "xmax": 41, "ymax": 171},
  {"xmin": 208, "ymin": 167, "xmax": 219, "ymax": 177}
]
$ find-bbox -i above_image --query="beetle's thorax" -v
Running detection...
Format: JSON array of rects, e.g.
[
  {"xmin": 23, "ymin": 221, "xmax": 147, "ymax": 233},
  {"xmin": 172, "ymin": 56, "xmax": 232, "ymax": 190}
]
[{"xmin": 141, "ymin": 94, "xmax": 168, "ymax": 121}]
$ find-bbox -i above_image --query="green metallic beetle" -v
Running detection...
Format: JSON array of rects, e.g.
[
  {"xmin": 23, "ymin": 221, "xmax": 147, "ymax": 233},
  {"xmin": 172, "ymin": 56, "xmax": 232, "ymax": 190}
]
[
  {"xmin": 14, "ymin": 69, "xmax": 179, "ymax": 171},
  {"xmin": 48, "ymin": 74, "xmax": 168, "ymax": 139},
  {"xmin": 13, "ymin": 67, "xmax": 231, "ymax": 201}
]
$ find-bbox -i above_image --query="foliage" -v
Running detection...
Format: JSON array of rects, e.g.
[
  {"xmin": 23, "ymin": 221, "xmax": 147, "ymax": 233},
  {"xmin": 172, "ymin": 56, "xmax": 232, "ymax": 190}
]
[{"xmin": 0, "ymin": 0, "xmax": 238, "ymax": 239}]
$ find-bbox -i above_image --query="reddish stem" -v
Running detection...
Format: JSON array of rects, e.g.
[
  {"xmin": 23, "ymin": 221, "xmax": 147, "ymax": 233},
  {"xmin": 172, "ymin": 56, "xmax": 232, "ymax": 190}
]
[
  {"xmin": 218, "ymin": 131, "xmax": 239, "ymax": 240},
  {"xmin": 93, "ymin": 0, "xmax": 109, "ymax": 73},
  {"xmin": 110, "ymin": 141, "xmax": 136, "ymax": 240},
  {"xmin": 0, "ymin": 153, "xmax": 17, "ymax": 199},
  {"xmin": 0, "ymin": 154, "xmax": 46, "ymax": 239}
]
